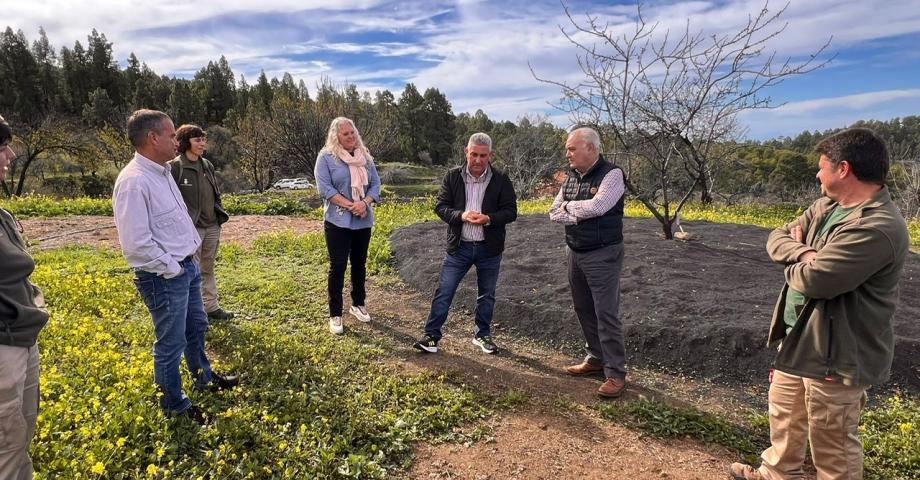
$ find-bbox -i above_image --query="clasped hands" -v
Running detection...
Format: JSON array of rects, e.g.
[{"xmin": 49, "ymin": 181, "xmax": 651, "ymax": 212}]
[
  {"xmin": 461, "ymin": 210, "xmax": 490, "ymax": 225},
  {"xmin": 344, "ymin": 199, "xmax": 370, "ymax": 218},
  {"xmin": 790, "ymin": 225, "xmax": 817, "ymax": 263}
]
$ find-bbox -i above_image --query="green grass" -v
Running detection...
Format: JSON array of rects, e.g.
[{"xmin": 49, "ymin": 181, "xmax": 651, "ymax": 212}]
[
  {"xmin": 31, "ymin": 229, "xmax": 483, "ymax": 478},
  {"xmin": 598, "ymin": 397, "xmax": 766, "ymax": 464}
]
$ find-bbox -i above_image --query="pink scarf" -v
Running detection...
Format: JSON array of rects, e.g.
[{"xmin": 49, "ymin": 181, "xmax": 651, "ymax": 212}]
[{"xmin": 334, "ymin": 147, "xmax": 369, "ymax": 201}]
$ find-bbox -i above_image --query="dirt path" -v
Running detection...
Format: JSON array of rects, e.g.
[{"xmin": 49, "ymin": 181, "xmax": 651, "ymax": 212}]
[
  {"xmin": 20, "ymin": 215, "xmax": 322, "ymax": 249},
  {"xmin": 358, "ymin": 281, "xmax": 765, "ymax": 480}
]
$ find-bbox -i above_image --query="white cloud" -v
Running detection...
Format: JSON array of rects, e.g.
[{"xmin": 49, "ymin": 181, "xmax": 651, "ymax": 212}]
[
  {"xmin": 741, "ymin": 89, "xmax": 920, "ymax": 139},
  {"xmin": 5, "ymin": 0, "xmax": 920, "ymax": 136}
]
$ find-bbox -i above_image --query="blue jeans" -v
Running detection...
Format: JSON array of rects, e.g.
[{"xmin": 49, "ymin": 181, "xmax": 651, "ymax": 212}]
[
  {"xmin": 424, "ymin": 242, "xmax": 502, "ymax": 340},
  {"xmin": 133, "ymin": 258, "xmax": 213, "ymax": 413}
]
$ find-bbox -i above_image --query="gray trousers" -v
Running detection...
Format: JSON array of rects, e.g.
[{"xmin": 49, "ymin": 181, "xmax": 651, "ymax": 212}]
[
  {"xmin": 0, "ymin": 344, "xmax": 39, "ymax": 480},
  {"xmin": 567, "ymin": 243, "xmax": 626, "ymax": 379},
  {"xmin": 195, "ymin": 225, "xmax": 222, "ymax": 313}
]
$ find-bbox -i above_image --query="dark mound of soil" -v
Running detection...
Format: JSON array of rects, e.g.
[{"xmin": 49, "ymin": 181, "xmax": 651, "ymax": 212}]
[{"xmin": 391, "ymin": 215, "xmax": 920, "ymax": 389}]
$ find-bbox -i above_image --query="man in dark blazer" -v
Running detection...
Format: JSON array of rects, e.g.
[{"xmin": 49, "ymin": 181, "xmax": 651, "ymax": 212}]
[{"xmin": 413, "ymin": 132, "xmax": 517, "ymax": 354}]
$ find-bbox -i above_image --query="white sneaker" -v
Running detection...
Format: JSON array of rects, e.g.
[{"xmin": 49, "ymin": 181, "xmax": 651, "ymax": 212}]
[
  {"xmin": 349, "ymin": 305, "xmax": 371, "ymax": 323},
  {"xmin": 329, "ymin": 316, "xmax": 344, "ymax": 334}
]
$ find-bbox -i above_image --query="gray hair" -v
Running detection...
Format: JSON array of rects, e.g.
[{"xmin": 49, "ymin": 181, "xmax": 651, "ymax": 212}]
[
  {"xmin": 467, "ymin": 132, "xmax": 492, "ymax": 151},
  {"xmin": 127, "ymin": 109, "xmax": 170, "ymax": 148},
  {"xmin": 570, "ymin": 127, "xmax": 600, "ymax": 151}
]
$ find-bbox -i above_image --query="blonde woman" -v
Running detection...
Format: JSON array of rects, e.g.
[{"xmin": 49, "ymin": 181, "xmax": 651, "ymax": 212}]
[{"xmin": 314, "ymin": 117, "xmax": 381, "ymax": 334}]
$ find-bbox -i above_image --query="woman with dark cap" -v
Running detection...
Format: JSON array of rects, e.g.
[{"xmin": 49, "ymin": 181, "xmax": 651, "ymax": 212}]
[{"xmin": 0, "ymin": 114, "xmax": 49, "ymax": 479}]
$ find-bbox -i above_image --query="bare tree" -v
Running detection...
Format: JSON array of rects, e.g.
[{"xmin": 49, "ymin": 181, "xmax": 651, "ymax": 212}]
[
  {"xmin": 533, "ymin": 1, "xmax": 831, "ymax": 238},
  {"xmin": 234, "ymin": 108, "xmax": 276, "ymax": 192},
  {"xmin": 890, "ymin": 142, "xmax": 920, "ymax": 219},
  {"xmin": 493, "ymin": 115, "xmax": 565, "ymax": 199},
  {"xmin": 3, "ymin": 115, "xmax": 89, "ymax": 196}
]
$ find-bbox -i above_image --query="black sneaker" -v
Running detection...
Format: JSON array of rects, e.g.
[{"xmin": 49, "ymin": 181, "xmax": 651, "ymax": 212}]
[
  {"xmin": 207, "ymin": 308, "xmax": 235, "ymax": 321},
  {"xmin": 413, "ymin": 335, "xmax": 439, "ymax": 353},
  {"xmin": 472, "ymin": 336, "xmax": 498, "ymax": 354},
  {"xmin": 209, "ymin": 373, "xmax": 239, "ymax": 391},
  {"xmin": 176, "ymin": 405, "xmax": 209, "ymax": 425}
]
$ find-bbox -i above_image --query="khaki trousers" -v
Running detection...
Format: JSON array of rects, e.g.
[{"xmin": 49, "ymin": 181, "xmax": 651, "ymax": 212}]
[
  {"xmin": 759, "ymin": 370, "xmax": 867, "ymax": 480},
  {"xmin": 0, "ymin": 344, "xmax": 39, "ymax": 480},
  {"xmin": 195, "ymin": 225, "xmax": 222, "ymax": 313}
]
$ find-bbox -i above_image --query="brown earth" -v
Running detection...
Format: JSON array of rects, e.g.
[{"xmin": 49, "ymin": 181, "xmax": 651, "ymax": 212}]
[
  {"xmin": 391, "ymin": 215, "xmax": 920, "ymax": 391},
  {"xmin": 19, "ymin": 215, "xmax": 322, "ymax": 249},
  {"xmin": 360, "ymin": 280, "xmax": 763, "ymax": 480}
]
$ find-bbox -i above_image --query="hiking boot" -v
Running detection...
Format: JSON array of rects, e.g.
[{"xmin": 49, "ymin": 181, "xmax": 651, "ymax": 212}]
[
  {"xmin": 728, "ymin": 463, "xmax": 763, "ymax": 480},
  {"xmin": 565, "ymin": 361, "xmax": 604, "ymax": 376},
  {"xmin": 207, "ymin": 308, "xmax": 235, "ymax": 321},
  {"xmin": 597, "ymin": 377, "xmax": 627, "ymax": 398},
  {"xmin": 176, "ymin": 405, "xmax": 208, "ymax": 425},
  {"xmin": 471, "ymin": 335, "xmax": 498, "ymax": 354},
  {"xmin": 349, "ymin": 305, "xmax": 371, "ymax": 323},
  {"xmin": 329, "ymin": 316, "xmax": 344, "ymax": 335},
  {"xmin": 413, "ymin": 335, "xmax": 439, "ymax": 353}
]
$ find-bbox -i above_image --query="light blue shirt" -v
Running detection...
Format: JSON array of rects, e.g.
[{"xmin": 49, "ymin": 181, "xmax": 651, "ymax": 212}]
[
  {"xmin": 113, "ymin": 153, "xmax": 201, "ymax": 278},
  {"xmin": 314, "ymin": 151, "xmax": 381, "ymax": 230}
]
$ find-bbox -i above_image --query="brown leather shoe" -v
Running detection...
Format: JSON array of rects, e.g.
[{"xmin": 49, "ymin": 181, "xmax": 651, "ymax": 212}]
[
  {"xmin": 728, "ymin": 463, "xmax": 763, "ymax": 480},
  {"xmin": 597, "ymin": 377, "xmax": 626, "ymax": 398},
  {"xmin": 565, "ymin": 361, "xmax": 604, "ymax": 376}
]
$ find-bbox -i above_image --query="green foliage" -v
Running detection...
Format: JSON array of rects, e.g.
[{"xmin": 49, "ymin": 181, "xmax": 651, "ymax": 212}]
[
  {"xmin": 598, "ymin": 397, "xmax": 766, "ymax": 464},
  {"xmin": 222, "ymin": 192, "xmax": 323, "ymax": 217},
  {"xmin": 861, "ymin": 394, "xmax": 920, "ymax": 479},
  {"xmin": 31, "ymin": 237, "xmax": 484, "ymax": 478},
  {"xmin": 0, "ymin": 195, "xmax": 112, "ymax": 217}
]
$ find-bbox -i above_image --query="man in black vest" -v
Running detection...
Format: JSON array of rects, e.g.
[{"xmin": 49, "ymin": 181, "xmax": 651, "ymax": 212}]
[
  {"xmin": 550, "ymin": 127, "xmax": 628, "ymax": 398},
  {"xmin": 413, "ymin": 133, "xmax": 517, "ymax": 355}
]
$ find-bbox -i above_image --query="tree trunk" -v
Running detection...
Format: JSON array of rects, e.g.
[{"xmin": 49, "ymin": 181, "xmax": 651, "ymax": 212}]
[
  {"xmin": 661, "ymin": 218, "xmax": 674, "ymax": 239},
  {"xmin": 699, "ymin": 175, "xmax": 713, "ymax": 204}
]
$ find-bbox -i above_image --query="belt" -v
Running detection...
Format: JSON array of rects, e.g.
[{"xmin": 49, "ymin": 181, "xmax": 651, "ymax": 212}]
[{"xmin": 460, "ymin": 240, "xmax": 486, "ymax": 245}]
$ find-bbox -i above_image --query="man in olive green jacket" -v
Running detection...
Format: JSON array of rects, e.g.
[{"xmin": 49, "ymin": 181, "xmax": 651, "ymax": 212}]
[{"xmin": 730, "ymin": 128, "xmax": 909, "ymax": 480}]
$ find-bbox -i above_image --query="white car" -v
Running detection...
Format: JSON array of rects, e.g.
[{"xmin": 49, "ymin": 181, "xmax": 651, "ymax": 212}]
[
  {"xmin": 288, "ymin": 179, "xmax": 314, "ymax": 190},
  {"xmin": 272, "ymin": 178, "xmax": 298, "ymax": 189}
]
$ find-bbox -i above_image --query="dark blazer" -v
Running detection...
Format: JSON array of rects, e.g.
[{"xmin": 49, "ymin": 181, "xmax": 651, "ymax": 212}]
[{"xmin": 435, "ymin": 166, "xmax": 517, "ymax": 256}]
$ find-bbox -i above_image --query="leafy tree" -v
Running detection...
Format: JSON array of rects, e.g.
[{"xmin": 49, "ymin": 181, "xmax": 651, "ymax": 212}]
[
  {"xmin": 168, "ymin": 79, "xmax": 203, "ymax": 127},
  {"xmin": 0, "ymin": 28, "xmax": 44, "ymax": 123},
  {"xmin": 421, "ymin": 87, "xmax": 455, "ymax": 165},
  {"xmin": 193, "ymin": 56, "xmax": 236, "ymax": 125},
  {"xmin": 397, "ymin": 83, "xmax": 426, "ymax": 163}
]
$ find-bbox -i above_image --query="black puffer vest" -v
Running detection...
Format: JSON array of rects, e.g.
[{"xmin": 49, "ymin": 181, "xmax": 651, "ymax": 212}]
[{"xmin": 562, "ymin": 156, "xmax": 624, "ymax": 251}]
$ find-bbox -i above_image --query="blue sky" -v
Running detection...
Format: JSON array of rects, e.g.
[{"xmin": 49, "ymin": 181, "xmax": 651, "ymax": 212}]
[{"xmin": 5, "ymin": 0, "xmax": 920, "ymax": 140}]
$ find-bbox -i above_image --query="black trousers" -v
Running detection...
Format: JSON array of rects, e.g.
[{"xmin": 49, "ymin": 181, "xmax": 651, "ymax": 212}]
[{"xmin": 323, "ymin": 221, "xmax": 372, "ymax": 317}]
